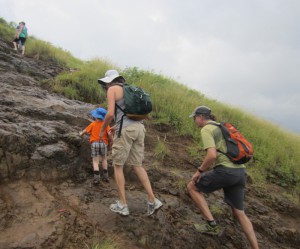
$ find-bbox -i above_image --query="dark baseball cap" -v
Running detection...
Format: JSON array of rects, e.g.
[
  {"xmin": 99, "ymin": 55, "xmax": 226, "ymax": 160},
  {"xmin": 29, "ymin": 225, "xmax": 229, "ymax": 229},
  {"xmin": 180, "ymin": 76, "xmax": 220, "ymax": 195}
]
[{"xmin": 189, "ymin": 106, "xmax": 211, "ymax": 118}]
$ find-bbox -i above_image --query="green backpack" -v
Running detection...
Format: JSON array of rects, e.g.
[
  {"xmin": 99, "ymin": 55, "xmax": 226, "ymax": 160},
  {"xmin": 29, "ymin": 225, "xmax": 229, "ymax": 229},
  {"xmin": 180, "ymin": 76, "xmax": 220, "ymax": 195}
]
[{"xmin": 116, "ymin": 83, "xmax": 152, "ymax": 137}]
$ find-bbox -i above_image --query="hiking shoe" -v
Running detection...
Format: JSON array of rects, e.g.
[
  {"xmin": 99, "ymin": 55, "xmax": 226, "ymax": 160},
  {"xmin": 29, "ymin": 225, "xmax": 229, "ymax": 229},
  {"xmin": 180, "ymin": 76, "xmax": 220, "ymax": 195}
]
[
  {"xmin": 102, "ymin": 172, "xmax": 109, "ymax": 183},
  {"xmin": 194, "ymin": 223, "xmax": 224, "ymax": 236},
  {"xmin": 93, "ymin": 175, "xmax": 100, "ymax": 185},
  {"xmin": 110, "ymin": 201, "xmax": 129, "ymax": 216},
  {"xmin": 147, "ymin": 198, "xmax": 163, "ymax": 216}
]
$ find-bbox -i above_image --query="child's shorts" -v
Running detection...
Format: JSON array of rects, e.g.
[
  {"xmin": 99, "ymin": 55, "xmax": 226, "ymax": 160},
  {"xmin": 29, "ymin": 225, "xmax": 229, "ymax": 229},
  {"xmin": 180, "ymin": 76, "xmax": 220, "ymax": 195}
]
[{"xmin": 91, "ymin": 142, "xmax": 107, "ymax": 157}]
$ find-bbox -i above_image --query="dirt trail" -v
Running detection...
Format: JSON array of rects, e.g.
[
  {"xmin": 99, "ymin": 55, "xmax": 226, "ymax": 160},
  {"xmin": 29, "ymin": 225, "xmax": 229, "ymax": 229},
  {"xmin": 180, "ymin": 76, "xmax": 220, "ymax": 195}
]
[{"xmin": 0, "ymin": 126, "xmax": 299, "ymax": 249}]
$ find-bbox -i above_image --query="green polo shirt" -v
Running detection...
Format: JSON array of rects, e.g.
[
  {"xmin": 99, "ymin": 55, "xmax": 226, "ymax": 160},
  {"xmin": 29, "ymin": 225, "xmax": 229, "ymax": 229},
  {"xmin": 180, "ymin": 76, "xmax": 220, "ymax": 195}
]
[{"xmin": 200, "ymin": 121, "xmax": 245, "ymax": 168}]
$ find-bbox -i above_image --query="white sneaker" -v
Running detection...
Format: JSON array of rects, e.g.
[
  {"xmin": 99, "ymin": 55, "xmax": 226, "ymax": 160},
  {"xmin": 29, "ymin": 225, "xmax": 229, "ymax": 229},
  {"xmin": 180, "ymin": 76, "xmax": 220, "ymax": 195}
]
[
  {"xmin": 147, "ymin": 198, "xmax": 163, "ymax": 216},
  {"xmin": 110, "ymin": 201, "xmax": 129, "ymax": 216}
]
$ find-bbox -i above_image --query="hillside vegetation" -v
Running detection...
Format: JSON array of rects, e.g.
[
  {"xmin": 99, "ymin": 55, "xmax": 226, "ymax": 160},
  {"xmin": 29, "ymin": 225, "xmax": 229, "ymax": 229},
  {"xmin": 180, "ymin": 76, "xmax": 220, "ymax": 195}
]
[{"xmin": 1, "ymin": 17, "xmax": 300, "ymax": 196}]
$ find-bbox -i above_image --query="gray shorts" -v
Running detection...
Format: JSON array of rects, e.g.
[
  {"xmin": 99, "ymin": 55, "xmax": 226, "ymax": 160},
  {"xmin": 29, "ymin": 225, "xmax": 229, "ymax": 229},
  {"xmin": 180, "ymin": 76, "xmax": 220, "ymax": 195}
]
[
  {"xmin": 91, "ymin": 142, "xmax": 107, "ymax": 158},
  {"xmin": 195, "ymin": 166, "xmax": 246, "ymax": 210}
]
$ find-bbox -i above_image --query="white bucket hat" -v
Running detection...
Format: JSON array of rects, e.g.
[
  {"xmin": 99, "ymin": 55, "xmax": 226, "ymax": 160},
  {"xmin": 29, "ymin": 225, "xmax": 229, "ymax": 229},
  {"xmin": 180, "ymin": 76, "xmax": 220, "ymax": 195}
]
[{"xmin": 98, "ymin": 69, "xmax": 125, "ymax": 85}]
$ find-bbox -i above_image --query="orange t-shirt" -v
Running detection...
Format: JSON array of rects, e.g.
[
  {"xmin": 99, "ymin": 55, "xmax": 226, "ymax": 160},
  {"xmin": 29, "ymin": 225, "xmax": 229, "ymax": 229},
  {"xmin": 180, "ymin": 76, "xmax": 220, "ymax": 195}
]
[{"xmin": 85, "ymin": 120, "xmax": 110, "ymax": 144}]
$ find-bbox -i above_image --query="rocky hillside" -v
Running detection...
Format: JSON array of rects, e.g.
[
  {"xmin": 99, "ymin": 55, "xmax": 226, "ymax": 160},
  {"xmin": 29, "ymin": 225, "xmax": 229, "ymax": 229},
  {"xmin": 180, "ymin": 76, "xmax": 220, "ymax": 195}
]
[{"xmin": 0, "ymin": 38, "xmax": 299, "ymax": 249}]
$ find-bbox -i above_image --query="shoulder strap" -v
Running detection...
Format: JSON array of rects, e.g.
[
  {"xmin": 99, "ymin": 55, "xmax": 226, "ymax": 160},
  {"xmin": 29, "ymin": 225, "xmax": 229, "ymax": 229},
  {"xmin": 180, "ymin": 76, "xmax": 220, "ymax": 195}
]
[
  {"xmin": 115, "ymin": 104, "xmax": 126, "ymax": 138},
  {"xmin": 206, "ymin": 122, "xmax": 228, "ymax": 156},
  {"xmin": 207, "ymin": 121, "xmax": 221, "ymax": 126},
  {"xmin": 114, "ymin": 84, "xmax": 126, "ymax": 138}
]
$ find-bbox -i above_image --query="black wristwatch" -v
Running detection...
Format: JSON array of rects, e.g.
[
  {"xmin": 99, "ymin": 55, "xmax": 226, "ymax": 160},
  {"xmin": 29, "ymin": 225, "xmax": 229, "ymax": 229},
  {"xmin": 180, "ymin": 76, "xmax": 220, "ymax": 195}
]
[{"xmin": 198, "ymin": 168, "xmax": 204, "ymax": 173}]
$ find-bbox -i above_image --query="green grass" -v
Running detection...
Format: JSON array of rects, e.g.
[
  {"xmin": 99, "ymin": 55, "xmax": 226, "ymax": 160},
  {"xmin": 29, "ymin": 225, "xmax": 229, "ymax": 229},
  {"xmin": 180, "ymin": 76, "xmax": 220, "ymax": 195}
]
[
  {"xmin": 85, "ymin": 237, "xmax": 121, "ymax": 249},
  {"xmin": 174, "ymin": 179, "xmax": 188, "ymax": 193},
  {"xmin": 210, "ymin": 204, "xmax": 224, "ymax": 216},
  {"xmin": 0, "ymin": 18, "xmax": 15, "ymax": 40},
  {"xmin": 51, "ymin": 59, "xmax": 116, "ymax": 103},
  {"xmin": 26, "ymin": 37, "xmax": 83, "ymax": 68},
  {"xmin": 154, "ymin": 136, "xmax": 170, "ymax": 161},
  {"xmin": 1, "ymin": 17, "xmax": 300, "ymax": 193}
]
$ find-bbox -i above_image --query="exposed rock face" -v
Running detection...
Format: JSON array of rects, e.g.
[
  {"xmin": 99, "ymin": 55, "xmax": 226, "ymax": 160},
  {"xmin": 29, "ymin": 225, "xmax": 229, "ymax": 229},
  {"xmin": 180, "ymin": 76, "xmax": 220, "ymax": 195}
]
[{"xmin": 0, "ymin": 39, "xmax": 94, "ymax": 182}]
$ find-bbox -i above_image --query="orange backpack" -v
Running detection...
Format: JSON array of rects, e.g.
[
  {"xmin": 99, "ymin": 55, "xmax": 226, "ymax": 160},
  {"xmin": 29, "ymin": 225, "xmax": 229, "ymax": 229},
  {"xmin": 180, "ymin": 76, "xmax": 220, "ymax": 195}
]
[{"xmin": 209, "ymin": 122, "xmax": 253, "ymax": 164}]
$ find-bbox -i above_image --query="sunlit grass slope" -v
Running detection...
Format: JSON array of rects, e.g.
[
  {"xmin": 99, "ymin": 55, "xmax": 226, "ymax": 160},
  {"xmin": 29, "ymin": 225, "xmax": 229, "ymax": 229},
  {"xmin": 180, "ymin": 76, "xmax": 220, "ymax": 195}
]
[{"xmin": 1, "ymin": 17, "xmax": 300, "ymax": 194}]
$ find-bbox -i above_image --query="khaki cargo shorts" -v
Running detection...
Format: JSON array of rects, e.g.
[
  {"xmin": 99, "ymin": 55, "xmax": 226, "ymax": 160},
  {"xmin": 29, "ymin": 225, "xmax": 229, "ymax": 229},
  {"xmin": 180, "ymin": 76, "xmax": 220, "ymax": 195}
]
[{"xmin": 112, "ymin": 123, "xmax": 145, "ymax": 166}]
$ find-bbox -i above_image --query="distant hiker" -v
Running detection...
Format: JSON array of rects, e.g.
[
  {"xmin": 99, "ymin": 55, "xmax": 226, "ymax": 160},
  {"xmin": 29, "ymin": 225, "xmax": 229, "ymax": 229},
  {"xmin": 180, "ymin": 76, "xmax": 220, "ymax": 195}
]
[
  {"xmin": 12, "ymin": 23, "xmax": 20, "ymax": 50},
  {"xmin": 12, "ymin": 21, "xmax": 27, "ymax": 55},
  {"xmin": 187, "ymin": 106, "xmax": 259, "ymax": 249},
  {"xmin": 98, "ymin": 69, "xmax": 162, "ymax": 216},
  {"xmin": 79, "ymin": 107, "xmax": 112, "ymax": 184}
]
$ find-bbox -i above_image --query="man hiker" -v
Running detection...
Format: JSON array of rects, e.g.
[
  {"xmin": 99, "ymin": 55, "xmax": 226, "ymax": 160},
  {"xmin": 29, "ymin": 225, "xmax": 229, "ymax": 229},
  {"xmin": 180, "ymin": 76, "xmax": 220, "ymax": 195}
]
[
  {"xmin": 98, "ymin": 69, "xmax": 163, "ymax": 216},
  {"xmin": 187, "ymin": 106, "xmax": 259, "ymax": 249}
]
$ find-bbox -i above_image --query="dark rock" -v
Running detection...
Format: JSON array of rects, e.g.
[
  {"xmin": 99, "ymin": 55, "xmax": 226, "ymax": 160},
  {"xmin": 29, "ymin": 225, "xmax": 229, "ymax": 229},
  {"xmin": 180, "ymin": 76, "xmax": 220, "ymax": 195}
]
[{"xmin": 0, "ymin": 38, "xmax": 94, "ymax": 182}]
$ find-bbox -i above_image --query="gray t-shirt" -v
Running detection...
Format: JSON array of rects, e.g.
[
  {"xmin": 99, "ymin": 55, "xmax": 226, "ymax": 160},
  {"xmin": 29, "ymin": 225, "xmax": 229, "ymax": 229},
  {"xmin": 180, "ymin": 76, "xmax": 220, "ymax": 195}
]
[{"xmin": 115, "ymin": 98, "xmax": 143, "ymax": 133}]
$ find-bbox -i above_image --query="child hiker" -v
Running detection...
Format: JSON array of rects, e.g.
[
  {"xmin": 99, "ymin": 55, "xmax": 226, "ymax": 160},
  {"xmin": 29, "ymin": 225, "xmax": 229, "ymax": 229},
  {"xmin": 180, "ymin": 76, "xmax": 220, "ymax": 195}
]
[{"xmin": 79, "ymin": 107, "xmax": 113, "ymax": 185}]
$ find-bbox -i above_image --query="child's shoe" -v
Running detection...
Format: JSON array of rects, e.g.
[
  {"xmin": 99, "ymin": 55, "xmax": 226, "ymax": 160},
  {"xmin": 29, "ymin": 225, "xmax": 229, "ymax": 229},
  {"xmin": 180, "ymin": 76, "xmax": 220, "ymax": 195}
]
[
  {"xmin": 93, "ymin": 175, "xmax": 100, "ymax": 185},
  {"xmin": 102, "ymin": 172, "xmax": 109, "ymax": 182}
]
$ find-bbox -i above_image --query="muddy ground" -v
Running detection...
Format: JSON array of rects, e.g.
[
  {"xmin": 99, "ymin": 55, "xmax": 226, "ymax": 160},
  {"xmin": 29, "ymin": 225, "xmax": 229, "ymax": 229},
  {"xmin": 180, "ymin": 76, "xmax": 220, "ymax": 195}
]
[{"xmin": 0, "ymin": 124, "xmax": 300, "ymax": 249}]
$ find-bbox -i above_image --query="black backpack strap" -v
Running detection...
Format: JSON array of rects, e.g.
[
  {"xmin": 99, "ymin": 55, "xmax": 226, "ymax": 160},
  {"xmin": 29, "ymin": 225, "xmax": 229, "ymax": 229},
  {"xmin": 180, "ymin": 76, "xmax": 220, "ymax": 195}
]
[
  {"xmin": 118, "ymin": 114, "xmax": 126, "ymax": 138},
  {"xmin": 207, "ymin": 121, "xmax": 221, "ymax": 126},
  {"xmin": 206, "ymin": 122, "xmax": 227, "ymax": 156},
  {"xmin": 114, "ymin": 84, "xmax": 127, "ymax": 138},
  {"xmin": 115, "ymin": 103, "xmax": 126, "ymax": 138}
]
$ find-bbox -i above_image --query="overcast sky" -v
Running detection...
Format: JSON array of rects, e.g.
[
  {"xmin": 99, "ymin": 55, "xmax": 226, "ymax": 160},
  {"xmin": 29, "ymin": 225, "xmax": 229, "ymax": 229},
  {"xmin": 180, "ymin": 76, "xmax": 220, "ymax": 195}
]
[{"xmin": 1, "ymin": 0, "xmax": 300, "ymax": 133}]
